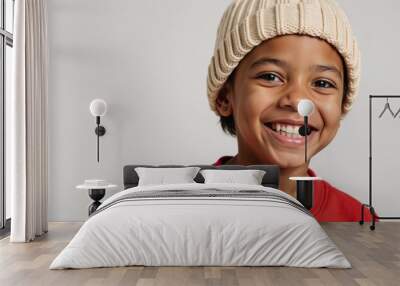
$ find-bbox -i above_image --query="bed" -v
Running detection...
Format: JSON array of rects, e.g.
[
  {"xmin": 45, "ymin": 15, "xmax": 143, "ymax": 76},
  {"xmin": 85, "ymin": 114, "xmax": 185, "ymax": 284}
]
[{"xmin": 49, "ymin": 164, "xmax": 350, "ymax": 269}]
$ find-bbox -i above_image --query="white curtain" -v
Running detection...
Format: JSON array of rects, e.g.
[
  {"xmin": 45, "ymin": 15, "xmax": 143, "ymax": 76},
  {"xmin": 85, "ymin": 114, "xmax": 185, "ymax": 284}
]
[{"xmin": 9, "ymin": 0, "xmax": 48, "ymax": 242}]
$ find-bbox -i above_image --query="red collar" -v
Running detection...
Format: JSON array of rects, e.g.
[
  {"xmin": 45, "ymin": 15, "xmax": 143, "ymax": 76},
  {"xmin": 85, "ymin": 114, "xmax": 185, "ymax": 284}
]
[
  {"xmin": 212, "ymin": 155, "xmax": 232, "ymax": 166},
  {"xmin": 213, "ymin": 155, "xmax": 317, "ymax": 177}
]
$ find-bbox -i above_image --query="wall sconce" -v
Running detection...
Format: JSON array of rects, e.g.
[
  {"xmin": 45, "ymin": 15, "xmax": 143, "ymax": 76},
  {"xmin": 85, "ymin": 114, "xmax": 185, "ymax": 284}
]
[
  {"xmin": 297, "ymin": 99, "xmax": 314, "ymax": 163},
  {"xmin": 89, "ymin": 99, "xmax": 107, "ymax": 162}
]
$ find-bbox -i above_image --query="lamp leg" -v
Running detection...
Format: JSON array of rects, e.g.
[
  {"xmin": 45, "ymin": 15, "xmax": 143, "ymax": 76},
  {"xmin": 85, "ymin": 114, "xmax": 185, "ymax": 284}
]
[
  {"xmin": 97, "ymin": 123, "xmax": 99, "ymax": 162},
  {"xmin": 305, "ymin": 116, "xmax": 308, "ymax": 163}
]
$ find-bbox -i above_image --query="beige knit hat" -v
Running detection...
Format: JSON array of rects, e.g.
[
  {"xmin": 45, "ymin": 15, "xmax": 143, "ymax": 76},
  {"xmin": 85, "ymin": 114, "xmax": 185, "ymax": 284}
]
[{"xmin": 207, "ymin": 0, "xmax": 361, "ymax": 116}]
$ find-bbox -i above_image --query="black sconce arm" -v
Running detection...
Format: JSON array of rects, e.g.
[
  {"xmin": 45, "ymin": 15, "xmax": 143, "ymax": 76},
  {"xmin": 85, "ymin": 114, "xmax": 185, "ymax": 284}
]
[{"xmin": 94, "ymin": 116, "xmax": 106, "ymax": 162}]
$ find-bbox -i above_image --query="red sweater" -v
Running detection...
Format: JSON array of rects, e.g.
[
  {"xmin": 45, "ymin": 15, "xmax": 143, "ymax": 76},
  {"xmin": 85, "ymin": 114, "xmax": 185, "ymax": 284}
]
[{"xmin": 213, "ymin": 156, "xmax": 375, "ymax": 222}]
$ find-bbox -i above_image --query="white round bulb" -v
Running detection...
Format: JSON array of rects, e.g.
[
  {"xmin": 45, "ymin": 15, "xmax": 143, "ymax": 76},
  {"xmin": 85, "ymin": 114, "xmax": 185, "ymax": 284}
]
[
  {"xmin": 297, "ymin": 99, "xmax": 314, "ymax": 117},
  {"xmin": 89, "ymin": 99, "xmax": 107, "ymax": 117}
]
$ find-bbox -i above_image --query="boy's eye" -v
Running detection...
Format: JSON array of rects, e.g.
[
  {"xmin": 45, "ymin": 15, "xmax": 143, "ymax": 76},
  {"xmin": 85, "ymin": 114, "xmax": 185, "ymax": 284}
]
[
  {"xmin": 258, "ymin": 73, "xmax": 282, "ymax": 82},
  {"xmin": 314, "ymin": 79, "xmax": 335, "ymax": 89}
]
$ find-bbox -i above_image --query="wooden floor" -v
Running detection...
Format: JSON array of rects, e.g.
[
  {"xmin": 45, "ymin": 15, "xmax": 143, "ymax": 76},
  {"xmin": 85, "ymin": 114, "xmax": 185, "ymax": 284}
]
[{"xmin": 0, "ymin": 222, "xmax": 399, "ymax": 286}]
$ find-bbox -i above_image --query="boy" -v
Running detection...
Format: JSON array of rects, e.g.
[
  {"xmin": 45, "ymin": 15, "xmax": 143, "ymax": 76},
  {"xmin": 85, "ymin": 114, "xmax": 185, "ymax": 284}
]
[{"xmin": 207, "ymin": 0, "xmax": 373, "ymax": 222}]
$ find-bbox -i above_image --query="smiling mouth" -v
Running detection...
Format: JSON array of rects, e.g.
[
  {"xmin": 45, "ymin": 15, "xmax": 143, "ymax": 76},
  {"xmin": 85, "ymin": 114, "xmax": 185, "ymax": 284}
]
[{"xmin": 263, "ymin": 122, "xmax": 318, "ymax": 146}]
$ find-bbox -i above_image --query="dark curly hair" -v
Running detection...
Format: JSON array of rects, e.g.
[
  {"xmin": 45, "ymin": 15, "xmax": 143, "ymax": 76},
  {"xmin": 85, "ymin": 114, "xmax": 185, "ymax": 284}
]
[{"xmin": 218, "ymin": 69, "xmax": 237, "ymax": 136}]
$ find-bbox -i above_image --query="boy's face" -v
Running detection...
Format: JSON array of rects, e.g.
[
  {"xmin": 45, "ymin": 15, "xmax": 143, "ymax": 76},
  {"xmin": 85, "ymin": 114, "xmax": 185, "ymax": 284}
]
[{"xmin": 216, "ymin": 35, "xmax": 345, "ymax": 168}]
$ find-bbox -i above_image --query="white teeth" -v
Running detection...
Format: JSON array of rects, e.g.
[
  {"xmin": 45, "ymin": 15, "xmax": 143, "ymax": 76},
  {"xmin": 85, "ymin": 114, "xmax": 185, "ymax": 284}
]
[
  {"xmin": 271, "ymin": 122, "xmax": 303, "ymax": 138},
  {"xmin": 272, "ymin": 122, "xmax": 301, "ymax": 134}
]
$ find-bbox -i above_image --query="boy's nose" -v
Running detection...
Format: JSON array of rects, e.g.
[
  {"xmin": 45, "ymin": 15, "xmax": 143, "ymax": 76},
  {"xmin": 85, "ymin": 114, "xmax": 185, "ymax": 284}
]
[{"xmin": 277, "ymin": 83, "xmax": 312, "ymax": 113}]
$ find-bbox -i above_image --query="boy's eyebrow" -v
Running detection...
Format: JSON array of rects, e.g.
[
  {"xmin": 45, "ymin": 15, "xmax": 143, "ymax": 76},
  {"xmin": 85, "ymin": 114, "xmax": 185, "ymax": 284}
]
[
  {"xmin": 312, "ymin": 65, "xmax": 343, "ymax": 79},
  {"xmin": 250, "ymin": 57, "xmax": 343, "ymax": 79},
  {"xmin": 250, "ymin": 57, "xmax": 289, "ymax": 70}
]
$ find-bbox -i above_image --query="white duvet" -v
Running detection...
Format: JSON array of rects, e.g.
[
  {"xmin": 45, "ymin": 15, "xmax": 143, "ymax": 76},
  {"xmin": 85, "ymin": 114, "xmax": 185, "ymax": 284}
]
[{"xmin": 50, "ymin": 183, "xmax": 351, "ymax": 269}]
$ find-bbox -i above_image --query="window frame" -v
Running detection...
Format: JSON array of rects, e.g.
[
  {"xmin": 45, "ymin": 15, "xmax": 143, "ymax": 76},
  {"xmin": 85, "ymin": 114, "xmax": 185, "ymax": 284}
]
[{"xmin": 0, "ymin": 0, "xmax": 14, "ymax": 234}]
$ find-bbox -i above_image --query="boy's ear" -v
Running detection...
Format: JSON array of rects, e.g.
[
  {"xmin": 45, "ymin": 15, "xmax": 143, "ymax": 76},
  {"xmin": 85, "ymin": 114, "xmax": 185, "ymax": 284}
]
[{"xmin": 215, "ymin": 82, "xmax": 233, "ymax": 117}]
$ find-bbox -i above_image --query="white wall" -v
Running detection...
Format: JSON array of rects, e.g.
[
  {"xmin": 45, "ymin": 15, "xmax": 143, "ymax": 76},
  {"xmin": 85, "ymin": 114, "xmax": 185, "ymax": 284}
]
[{"xmin": 47, "ymin": 0, "xmax": 400, "ymax": 221}]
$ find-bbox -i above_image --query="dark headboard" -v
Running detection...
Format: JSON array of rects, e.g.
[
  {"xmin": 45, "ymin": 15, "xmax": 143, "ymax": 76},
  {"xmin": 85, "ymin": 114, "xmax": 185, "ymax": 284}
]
[{"xmin": 123, "ymin": 165, "xmax": 280, "ymax": 190}]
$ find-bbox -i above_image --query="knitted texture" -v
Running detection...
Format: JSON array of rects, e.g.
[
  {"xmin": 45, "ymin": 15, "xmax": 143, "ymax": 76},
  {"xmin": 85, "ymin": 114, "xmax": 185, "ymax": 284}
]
[{"xmin": 207, "ymin": 0, "xmax": 360, "ymax": 116}]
